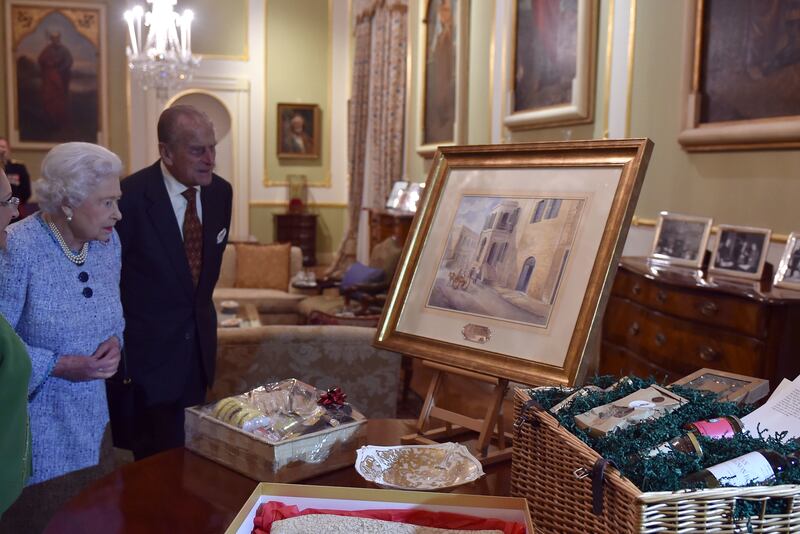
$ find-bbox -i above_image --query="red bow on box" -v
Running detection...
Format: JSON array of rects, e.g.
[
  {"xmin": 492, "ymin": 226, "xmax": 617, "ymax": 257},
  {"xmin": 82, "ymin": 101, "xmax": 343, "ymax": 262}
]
[{"xmin": 319, "ymin": 387, "xmax": 347, "ymax": 408}]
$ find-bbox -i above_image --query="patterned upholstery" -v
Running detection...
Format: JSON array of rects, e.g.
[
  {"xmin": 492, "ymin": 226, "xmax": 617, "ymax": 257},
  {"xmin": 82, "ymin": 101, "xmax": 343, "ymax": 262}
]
[
  {"xmin": 212, "ymin": 325, "xmax": 401, "ymax": 418},
  {"xmin": 214, "ymin": 243, "xmax": 306, "ymax": 324}
]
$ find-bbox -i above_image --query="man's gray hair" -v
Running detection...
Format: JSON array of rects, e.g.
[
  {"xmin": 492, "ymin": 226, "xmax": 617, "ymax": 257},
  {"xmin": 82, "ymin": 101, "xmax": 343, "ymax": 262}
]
[{"xmin": 36, "ymin": 142, "xmax": 122, "ymax": 213}]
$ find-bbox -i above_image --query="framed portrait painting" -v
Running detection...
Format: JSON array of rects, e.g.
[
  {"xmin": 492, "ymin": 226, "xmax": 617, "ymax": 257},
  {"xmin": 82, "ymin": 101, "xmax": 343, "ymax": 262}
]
[
  {"xmin": 650, "ymin": 212, "xmax": 712, "ymax": 268},
  {"xmin": 5, "ymin": 1, "xmax": 108, "ymax": 149},
  {"xmin": 774, "ymin": 232, "xmax": 800, "ymax": 290},
  {"xmin": 678, "ymin": 0, "xmax": 800, "ymax": 151},
  {"xmin": 277, "ymin": 103, "xmax": 320, "ymax": 159},
  {"xmin": 708, "ymin": 224, "xmax": 772, "ymax": 281},
  {"xmin": 504, "ymin": 0, "xmax": 598, "ymax": 131},
  {"xmin": 374, "ymin": 139, "xmax": 653, "ymax": 387},
  {"xmin": 416, "ymin": 0, "xmax": 470, "ymax": 156}
]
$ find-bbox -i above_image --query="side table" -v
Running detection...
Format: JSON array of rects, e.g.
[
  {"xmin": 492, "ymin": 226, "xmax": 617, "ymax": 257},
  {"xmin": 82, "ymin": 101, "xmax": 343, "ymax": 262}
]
[{"xmin": 274, "ymin": 213, "xmax": 317, "ymax": 266}]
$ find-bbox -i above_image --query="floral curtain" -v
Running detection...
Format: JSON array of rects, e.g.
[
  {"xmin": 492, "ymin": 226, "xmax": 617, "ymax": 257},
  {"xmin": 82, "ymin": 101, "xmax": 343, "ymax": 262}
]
[{"xmin": 327, "ymin": 0, "xmax": 407, "ymax": 277}]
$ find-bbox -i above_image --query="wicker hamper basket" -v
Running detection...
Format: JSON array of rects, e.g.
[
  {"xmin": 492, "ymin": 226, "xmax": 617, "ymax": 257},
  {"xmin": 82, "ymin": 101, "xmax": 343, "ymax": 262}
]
[{"xmin": 511, "ymin": 389, "xmax": 800, "ymax": 533}]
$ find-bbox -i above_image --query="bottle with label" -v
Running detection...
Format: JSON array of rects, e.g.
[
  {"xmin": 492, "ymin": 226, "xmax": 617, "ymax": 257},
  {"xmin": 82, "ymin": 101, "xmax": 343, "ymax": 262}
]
[
  {"xmin": 682, "ymin": 449, "xmax": 800, "ymax": 488},
  {"xmin": 646, "ymin": 416, "xmax": 744, "ymax": 458}
]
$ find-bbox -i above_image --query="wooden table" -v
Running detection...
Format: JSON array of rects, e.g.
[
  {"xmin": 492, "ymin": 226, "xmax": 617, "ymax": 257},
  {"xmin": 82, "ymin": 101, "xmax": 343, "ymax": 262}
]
[{"xmin": 45, "ymin": 419, "xmax": 512, "ymax": 533}]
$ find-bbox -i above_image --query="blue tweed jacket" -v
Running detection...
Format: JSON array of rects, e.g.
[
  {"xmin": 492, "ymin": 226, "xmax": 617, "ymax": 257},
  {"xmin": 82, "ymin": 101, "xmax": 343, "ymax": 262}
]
[{"xmin": 0, "ymin": 214, "xmax": 124, "ymax": 484}]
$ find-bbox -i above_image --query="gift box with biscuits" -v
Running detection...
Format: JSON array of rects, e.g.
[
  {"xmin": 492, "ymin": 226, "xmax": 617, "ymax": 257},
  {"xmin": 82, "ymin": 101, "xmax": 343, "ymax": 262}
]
[{"xmin": 184, "ymin": 379, "xmax": 367, "ymax": 482}]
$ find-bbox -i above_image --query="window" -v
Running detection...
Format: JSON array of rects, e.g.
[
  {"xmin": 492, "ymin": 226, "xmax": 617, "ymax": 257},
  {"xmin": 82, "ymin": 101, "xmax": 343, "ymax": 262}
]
[
  {"xmin": 531, "ymin": 200, "xmax": 546, "ymax": 223},
  {"xmin": 545, "ymin": 199, "xmax": 562, "ymax": 220}
]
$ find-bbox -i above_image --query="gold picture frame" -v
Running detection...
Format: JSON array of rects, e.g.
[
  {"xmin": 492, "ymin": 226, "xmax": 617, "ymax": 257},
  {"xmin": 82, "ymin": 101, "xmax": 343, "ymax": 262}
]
[
  {"xmin": 374, "ymin": 139, "xmax": 653, "ymax": 387},
  {"xmin": 277, "ymin": 103, "xmax": 321, "ymax": 159},
  {"xmin": 774, "ymin": 232, "xmax": 800, "ymax": 290},
  {"xmin": 503, "ymin": 0, "xmax": 598, "ymax": 131},
  {"xmin": 678, "ymin": 0, "xmax": 800, "ymax": 152},
  {"xmin": 708, "ymin": 224, "xmax": 772, "ymax": 281},
  {"xmin": 650, "ymin": 211, "xmax": 712, "ymax": 269},
  {"xmin": 5, "ymin": 0, "xmax": 108, "ymax": 149},
  {"xmin": 416, "ymin": 0, "xmax": 470, "ymax": 156}
]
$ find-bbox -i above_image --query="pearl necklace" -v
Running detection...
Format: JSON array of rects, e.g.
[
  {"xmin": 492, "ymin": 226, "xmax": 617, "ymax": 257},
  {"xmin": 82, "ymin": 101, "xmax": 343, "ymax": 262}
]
[{"xmin": 46, "ymin": 218, "xmax": 88, "ymax": 265}]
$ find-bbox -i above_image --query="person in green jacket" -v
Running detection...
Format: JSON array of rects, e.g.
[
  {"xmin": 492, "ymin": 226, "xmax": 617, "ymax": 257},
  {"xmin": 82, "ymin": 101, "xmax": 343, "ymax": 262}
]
[{"xmin": 0, "ymin": 168, "xmax": 29, "ymax": 517}]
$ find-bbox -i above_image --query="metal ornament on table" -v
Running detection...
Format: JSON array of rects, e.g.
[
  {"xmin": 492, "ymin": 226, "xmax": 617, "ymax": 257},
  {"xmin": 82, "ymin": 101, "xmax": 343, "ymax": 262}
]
[{"xmin": 124, "ymin": 0, "xmax": 200, "ymax": 98}]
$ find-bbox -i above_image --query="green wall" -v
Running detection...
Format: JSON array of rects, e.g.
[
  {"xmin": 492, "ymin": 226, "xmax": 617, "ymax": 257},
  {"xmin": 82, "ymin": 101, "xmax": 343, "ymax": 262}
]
[
  {"xmin": 629, "ymin": 2, "xmax": 800, "ymax": 234},
  {"xmin": 191, "ymin": 0, "xmax": 249, "ymax": 58},
  {"xmin": 250, "ymin": 204, "xmax": 347, "ymax": 261},
  {"xmin": 264, "ymin": 0, "xmax": 330, "ymax": 187}
]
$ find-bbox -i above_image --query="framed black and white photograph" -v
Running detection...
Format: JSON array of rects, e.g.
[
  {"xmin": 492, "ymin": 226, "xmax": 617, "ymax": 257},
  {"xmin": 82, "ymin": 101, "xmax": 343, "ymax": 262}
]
[
  {"xmin": 709, "ymin": 224, "xmax": 771, "ymax": 281},
  {"xmin": 774, "ymin": 232, "xmax": 800, "ymax": 290},
  {"xmin": 650, "ymin": 212, "xmax": 712, "ymax": 268}
]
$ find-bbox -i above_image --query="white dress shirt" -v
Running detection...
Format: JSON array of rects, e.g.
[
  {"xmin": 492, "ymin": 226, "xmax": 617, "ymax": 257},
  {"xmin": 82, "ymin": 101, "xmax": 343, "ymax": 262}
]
[{"xmin": 161, "ymin": 162, "xmax": 202, "ymax": 240}]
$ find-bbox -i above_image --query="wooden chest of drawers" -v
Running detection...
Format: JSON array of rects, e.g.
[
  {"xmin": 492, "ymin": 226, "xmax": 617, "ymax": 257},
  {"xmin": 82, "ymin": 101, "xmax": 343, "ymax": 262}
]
[
  {"xmin": 600, "ymin": 257, "xmax": 800, "ymax": 386},
  {"xmin": 368, "ymin": 208, "xmax": 414, "ymax": 254},
  {"xmin": 274, "ymin": 213, "xmax": 317, "ymax": 266}
]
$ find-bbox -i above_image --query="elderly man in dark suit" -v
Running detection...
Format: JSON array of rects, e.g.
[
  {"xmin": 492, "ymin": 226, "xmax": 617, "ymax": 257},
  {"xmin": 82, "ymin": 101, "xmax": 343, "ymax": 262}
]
[{"xmin": 111, "ymin": 105, "xmax": 232, "ymax": 459}]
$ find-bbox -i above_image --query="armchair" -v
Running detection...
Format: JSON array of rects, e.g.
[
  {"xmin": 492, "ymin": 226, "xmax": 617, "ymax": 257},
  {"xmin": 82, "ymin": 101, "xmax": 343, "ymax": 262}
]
[{"xmin": 298, "ymin": 237, "xmax": 403, "ymax": 320}]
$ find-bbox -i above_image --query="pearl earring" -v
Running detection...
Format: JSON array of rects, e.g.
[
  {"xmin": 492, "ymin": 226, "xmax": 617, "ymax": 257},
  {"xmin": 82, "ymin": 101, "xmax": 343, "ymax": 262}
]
[{"xmin": 67, "ymin": 215, "xmax": 73, "ymax": 222}]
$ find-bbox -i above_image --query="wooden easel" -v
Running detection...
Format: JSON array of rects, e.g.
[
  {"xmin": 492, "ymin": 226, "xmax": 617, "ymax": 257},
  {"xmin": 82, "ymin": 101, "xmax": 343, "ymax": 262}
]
[{"xmin": 402, "ymin": 360, "xmax": 513, "ymax": 466}]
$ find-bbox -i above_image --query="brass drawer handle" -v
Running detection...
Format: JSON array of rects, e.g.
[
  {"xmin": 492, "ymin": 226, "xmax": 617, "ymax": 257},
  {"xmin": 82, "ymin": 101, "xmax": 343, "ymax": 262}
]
[
  {"xmin": 656, "ymin": 290, "xmax": 667, "ymax": 303},
  {"xmin": 632, "ymin": 284, "xmax": 641, "ymax": 296},
  {"xmin": 700, "ymin": 301, "xmax": 719, "ymax": 316},
  {"xmin": 698, "ymin": 346, "xmax": 719, "ymax": 362},
  {"xmin": 628, "ymin": 322, "xmax": 640, "ymax": 336},
  {"xmin": 654, "ymin": 333, "xmax": 666, "ymax": 346}
]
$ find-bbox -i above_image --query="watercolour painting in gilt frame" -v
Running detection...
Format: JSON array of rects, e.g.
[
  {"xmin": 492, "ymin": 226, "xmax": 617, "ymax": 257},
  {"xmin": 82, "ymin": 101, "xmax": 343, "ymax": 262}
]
[
  {"xmin": 417, "ymin": 0, "xmax": 470, "ymax": 156},
  {"xmin": 5, "ymin": 0, "xmax": 108, "ymax": 149},
  {"xmin": 650, "ymin": 212, "xmax": 713, "ymax": 269},
  {"xmin": 504, "ymin": 0, "xmax": 597, "ymax": 131},
  {"xmin": 678, "ymin": 0, "xmax": 800, "ymax": 151},
  {"xmin": 277, "ymin": 103, "xmax": 320, "ymax": 160},
  {"xmin": 375, "ymin": 139, "xmax": 653, "ymax": 387}
]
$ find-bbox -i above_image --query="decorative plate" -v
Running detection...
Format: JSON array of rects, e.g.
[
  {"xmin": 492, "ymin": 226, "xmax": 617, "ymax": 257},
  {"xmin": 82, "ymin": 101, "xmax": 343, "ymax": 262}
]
[{"xmin": 355, "ymin": 443, "xmax": 484, "ymax": 491}]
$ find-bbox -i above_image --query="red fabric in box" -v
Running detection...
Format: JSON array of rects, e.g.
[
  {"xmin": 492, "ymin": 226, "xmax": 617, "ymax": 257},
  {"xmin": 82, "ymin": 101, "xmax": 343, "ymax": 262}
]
[{"xmin": 252, "ymin": 500, "xmax": 526, "ymax": 534}]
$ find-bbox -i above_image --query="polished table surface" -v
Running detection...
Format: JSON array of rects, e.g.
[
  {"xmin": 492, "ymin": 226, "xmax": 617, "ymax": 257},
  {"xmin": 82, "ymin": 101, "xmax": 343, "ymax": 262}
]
[{"xmin": 45, "ymin": 419, "xmax": 512, "ymax": 533}]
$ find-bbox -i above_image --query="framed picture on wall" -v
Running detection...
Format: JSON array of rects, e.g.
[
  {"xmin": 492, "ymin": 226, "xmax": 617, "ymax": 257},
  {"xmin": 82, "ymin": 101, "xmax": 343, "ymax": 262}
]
[
  {"xmin": 5, "ymin": 0, "xmax": 108, "ymax": 149},
  {"xmin": 277, "ymin": 103, "xmax": 320, "ymax": 159},
  {"xmin": 774, "ymin": 232, "xmax": 800, "ymax": 290},
  {"xmin": 709, "ymin": 224, "xmax": 772, "ymax": 281},
  {"xmin": 416, "ymin": 0, "xmax": 470, "ymax": 156},
  {"xmin": 374, "ymin": 139, "xmax": 653, "ymax": 387},
  {"xmin": 504, "ymin": 0, "xmax": 598, "ymax": 131},
  {"xmin": 678, "ymin": 0, "xmax": 800, "ymax": 151},
  {"xmin": 650, "ymin": 212, "xmax": 713, "ymax": 268}
]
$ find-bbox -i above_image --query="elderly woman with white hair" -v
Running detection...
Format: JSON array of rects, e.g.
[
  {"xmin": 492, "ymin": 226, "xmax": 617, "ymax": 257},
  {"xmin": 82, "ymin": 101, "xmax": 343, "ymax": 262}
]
[{"xmin": 0, "ymin": 142, "xmax": 124, "ymax": 531}]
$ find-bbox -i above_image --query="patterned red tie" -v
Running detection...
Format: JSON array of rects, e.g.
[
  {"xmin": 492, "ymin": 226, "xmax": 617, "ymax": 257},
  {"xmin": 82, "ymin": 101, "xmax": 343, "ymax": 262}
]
[{"xmin": 182, "ymin": 188, "xmax": 203, "ymax": 287}]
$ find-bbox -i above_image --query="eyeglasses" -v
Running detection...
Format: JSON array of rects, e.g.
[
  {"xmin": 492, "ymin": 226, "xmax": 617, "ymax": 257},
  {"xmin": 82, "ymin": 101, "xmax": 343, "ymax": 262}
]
[{"xmin": 0, "ymin": 197, "xmax": 20, "ymax": 207}]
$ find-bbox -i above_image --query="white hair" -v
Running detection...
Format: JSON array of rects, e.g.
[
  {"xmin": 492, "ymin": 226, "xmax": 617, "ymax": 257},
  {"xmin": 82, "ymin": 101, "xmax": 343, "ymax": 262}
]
[{"xmin": 36, "ymin": 142, "xmax": 122, "ymax": 213}]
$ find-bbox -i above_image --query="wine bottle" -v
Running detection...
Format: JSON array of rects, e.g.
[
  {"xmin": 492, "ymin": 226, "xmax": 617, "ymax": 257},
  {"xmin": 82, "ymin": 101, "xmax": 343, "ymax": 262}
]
[
  {"xmin": 682, "ymin": 449, "xmax": 800, "ymax": 488},
  {"xmin": 646, "ymin": 416, "xmax": 743, "ymax": 458}
]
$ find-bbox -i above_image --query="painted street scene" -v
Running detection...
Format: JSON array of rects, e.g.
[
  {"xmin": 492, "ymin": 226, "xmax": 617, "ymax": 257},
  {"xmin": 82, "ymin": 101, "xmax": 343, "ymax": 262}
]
[{"xmin": 427, "ymin": 195, "xmax": 584, "ymax": 327}]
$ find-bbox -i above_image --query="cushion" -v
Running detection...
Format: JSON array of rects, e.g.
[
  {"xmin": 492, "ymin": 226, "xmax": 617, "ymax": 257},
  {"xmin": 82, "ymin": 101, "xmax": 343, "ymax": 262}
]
[
  {"xmin": 369, "ymin": 237, "xmax": 403, "ymax": 279},
  {"xmin": 340, "ymin": 261, "xmax": 385, "ymax": 291},
  {"xmin": 217, "ymin": 244, "xmax": 237, "ymax": 288},
  {"xmin": 235, "ymin": 242, "xmax": 291, "ymax": 290}
]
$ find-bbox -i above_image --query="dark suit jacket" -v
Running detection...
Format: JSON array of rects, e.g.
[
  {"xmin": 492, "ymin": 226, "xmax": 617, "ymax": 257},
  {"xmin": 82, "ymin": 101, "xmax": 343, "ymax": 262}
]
[{"xmin": 115, "ymin": 161, "xmax": 232, "ymax": 406}]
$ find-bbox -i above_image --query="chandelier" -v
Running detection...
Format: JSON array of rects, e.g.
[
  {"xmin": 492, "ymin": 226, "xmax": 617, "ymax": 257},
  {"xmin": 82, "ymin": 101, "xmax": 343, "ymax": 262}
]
[{"xmin": 124, "ymin": 0, "xmax": 200, "ymax": 98}]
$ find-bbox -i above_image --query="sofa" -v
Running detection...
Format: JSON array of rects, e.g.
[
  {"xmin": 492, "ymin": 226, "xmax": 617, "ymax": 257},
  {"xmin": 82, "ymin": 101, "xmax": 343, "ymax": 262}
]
[
  {"xmin": 211, "ymin": 325, "xmax": 401, "ymax": 418},
  {"xmin": 213, "ymin": 242, "xmax": 307, "ymax": 324}
]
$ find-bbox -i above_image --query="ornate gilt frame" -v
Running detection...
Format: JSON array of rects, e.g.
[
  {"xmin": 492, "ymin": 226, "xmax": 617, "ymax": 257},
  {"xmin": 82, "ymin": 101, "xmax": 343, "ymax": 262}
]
[
  {"xmin": 503, "ymin": 0, "xmax": 598, "ymax": 131},
  {"xmin": 375, "ymin": 139, "xmax": 653, "ymax": 387},
  {"xmin": 416, "ymin": 0, "xmax": 470, "ymax": 157},
  {"xmin": 678, "ymin": 0, "xmax": 800, "ymax": 152}
]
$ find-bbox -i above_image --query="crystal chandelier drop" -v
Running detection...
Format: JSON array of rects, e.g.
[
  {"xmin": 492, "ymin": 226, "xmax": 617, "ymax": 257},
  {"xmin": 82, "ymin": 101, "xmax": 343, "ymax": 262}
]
[{"xmin": 124, "ymin": 0, "xmax": 200, "ymax": 98}]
